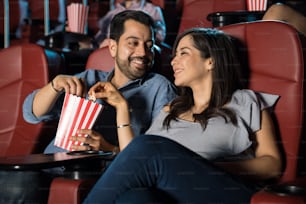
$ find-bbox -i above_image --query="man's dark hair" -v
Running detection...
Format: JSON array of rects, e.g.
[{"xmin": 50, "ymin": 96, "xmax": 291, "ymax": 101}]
[{"xmin": 109, "ymin": 10, "xmax": 156, "ymax": 42}]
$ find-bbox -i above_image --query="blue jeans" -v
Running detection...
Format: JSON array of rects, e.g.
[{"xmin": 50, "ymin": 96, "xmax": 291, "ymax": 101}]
[{"xmin": 83, "ymin": 135, "xmax": 258, "ymax": 204}]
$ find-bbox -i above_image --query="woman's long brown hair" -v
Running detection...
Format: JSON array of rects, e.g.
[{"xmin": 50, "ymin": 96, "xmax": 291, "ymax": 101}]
[{"xmin": 163, "ymin": 28, "xmax": 243, "ymax": 130}]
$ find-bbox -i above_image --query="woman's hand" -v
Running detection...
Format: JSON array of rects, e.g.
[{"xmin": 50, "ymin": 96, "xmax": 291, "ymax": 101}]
[
  {"xmin": 52, "ymin": 75, "xmax": 86, "ymax": 97},
  {"xmin": 88, "ymin": 81, "xmax": 128, "ymax": 110},
  {"xmin": 89, "ymin": 81, "xmax": 133, "ymax": 151}
]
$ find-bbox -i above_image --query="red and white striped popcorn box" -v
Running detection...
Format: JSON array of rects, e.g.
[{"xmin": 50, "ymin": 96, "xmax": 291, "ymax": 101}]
[
  {"xmin": 54, "ymin": 93, "xmax": 103, "ymax": 151},
  {"xmin": 246, "ymin": 0, "xmax": 267, "ymax": 11},
  {"xmin": 67, "ymin": 3, "xmax": 89, "ymax": 34}
]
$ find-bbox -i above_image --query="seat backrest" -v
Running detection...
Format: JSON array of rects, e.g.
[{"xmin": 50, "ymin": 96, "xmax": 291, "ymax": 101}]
[
  {"xmin": 85, "ymin": 44, "xmax": 173, "ymax": 80},
  {"xmin": 0, "ymin": 0, "xmax": 21, "ymax": 47},
  {"xmin": 0, "ymin": 44, "xmax": 56, "ymax": 156},
  {"xmin": 220, "ymin": 21, "xmax": 305, "ymax": 183},
  {"xmin": 0, "ymin": 0, "xmax": 20, "ymax": 33},
  {"xmin": 28, "ymin": 0, "xmax": 60, "ymax": 21},
  {"xmin": 178, "ymin": 0, "xmax": 246, "ymax": 33},
  {"xmin": 85, "ymin": 46, "xmax": 114, "ymax": 71}
]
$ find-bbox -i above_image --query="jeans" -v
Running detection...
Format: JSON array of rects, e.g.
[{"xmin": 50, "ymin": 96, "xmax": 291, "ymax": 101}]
[{"xmin": 83, "ymin": 135, "xmax": 257, "ymax": 204}]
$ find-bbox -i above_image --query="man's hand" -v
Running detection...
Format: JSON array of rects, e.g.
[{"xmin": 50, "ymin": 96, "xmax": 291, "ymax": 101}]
[{"xmin": 52, "ymin": 75, "xmax": 86, "ymax": 97}]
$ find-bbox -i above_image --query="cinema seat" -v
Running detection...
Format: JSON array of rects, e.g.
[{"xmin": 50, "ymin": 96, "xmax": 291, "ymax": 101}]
[
  {"xmin": 85, "ymin": 46, "xmax": 114, "ymax": 71},
  {"xmin": 0, "ymin": 44, "xmax": 57, "ymax": 156},
  {"xmin": 178, "ymin": 0, "xmax": 246, "ymax": 33},
  {"xmin": 220, "ymin": 20, "xmax": 306, "ymax": 203}
]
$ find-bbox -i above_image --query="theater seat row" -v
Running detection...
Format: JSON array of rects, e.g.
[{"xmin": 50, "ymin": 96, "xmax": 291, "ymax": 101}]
[
  {"xmin": 50, "ymin": 20, "xmax": 306, "ymax": 203},
  {"xmin": 0, "ymin": 0, "xmax": 250, "ymax": 48}
]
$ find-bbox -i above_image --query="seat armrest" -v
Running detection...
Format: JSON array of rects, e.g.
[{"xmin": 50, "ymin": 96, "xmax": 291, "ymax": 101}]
[
  {"xmin": 48, "ymin": 177, "xmax": 97, "ymax": 204},
  {"xmin": 251, "ymin": 177, "xmax": 306, "ymax": 204}
]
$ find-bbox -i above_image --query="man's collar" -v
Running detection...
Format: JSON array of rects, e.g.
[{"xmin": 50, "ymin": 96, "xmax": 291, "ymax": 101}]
[{"xmin": 107, "ymin": 70, "xmax": 149, "ymax": 88}]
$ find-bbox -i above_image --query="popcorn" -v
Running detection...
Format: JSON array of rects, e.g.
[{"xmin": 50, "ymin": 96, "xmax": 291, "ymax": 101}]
[
  {"xmin": 54, "ymin": 93, "xmax": 103, "ymax": 151},
  {"xmin": 246, "ymin": 0, "xmax": 267, "ymax": 11},
  {"xmin": 67, "ymin": 3, "xmax": 89, "ymax": 34},
  {"xmin": 88, "ymin": 93, "xmax": 96, "ymax": 102}
]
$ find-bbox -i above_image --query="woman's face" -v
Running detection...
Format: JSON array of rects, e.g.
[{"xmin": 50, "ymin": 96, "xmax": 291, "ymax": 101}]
[{"xmin": 171, "ymin": 35, "xmax": 213, "ymax": 87}]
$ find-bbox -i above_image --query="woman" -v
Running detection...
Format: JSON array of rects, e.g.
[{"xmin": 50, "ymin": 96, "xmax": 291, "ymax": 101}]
[{"xmin": 83, "ymin": 28, "xmax": 282, "ymax": 203}]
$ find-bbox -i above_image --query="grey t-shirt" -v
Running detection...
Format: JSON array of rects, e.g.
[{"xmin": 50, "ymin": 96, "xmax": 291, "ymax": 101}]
[{"xmin": 145, "ymin": 89, "xmax": 279, "ymax": 161}]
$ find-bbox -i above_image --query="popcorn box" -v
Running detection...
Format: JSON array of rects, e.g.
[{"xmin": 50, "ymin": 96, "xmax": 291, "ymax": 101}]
[
  {"xmin": 54, "ymin": 93, "xmax": 103, "ymax": 151},
  {"xmin": 246, "ymin": 0, "xmax": 267, "ymax": 11},
  {"xmin": 67, "ymin": 3, "xmax": 89, "ymax": 34}
]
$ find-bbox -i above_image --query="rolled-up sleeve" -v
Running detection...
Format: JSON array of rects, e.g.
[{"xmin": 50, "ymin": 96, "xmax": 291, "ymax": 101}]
[{"xmin": 23, "ymin": 90, "xmax": 64, "ymax": 124}]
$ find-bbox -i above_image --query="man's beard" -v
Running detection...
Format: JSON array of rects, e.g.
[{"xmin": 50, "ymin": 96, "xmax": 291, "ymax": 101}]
[{"xmin": 116, "ymin": 56, "xmax": 153, "ymax": 80}]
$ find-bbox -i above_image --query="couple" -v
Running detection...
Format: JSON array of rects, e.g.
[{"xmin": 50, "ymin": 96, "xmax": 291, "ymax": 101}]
[{"xmin": 24, "ymin": 10, "xmax": 281, "ymax": 203}]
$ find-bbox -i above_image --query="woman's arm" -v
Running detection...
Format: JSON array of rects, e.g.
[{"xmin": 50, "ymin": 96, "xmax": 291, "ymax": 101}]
[
  {"xmin": 88, "ymin": 81, "xmax": 134, "ymax": 151},
  {"xmin": 216, "ymin": 109, "xmax": 282, "ymax": 181}
]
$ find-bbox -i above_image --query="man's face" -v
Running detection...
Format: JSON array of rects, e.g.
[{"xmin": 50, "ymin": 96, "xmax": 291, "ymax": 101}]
[{"xmin": 109, "ymin": 19, "xmax": 155, "ymax": 80}]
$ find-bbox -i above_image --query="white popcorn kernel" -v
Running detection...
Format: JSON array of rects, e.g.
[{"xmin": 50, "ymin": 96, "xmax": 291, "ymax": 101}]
[{"xmin": 88, "ymin": 93, "xmax": 96, "ymax": 102}]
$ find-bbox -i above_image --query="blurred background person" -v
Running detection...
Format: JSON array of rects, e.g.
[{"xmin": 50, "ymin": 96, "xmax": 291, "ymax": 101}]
[{"xmin": 94, "ymin": 0, "xmax": 166, "ymax": 48}]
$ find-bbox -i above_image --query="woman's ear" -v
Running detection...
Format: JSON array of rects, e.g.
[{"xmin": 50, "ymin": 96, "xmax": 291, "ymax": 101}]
[
  {"xmin": 108, "ymin": 39, "xmax": 117, "ymax": 58},
  {"xmin": 206, "ymin": 57, "xmax": 214, "ymax": 71}
]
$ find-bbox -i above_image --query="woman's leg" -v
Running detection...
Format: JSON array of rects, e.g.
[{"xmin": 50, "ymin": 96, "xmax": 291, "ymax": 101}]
[
  {"xmin": 83, "ymin": 135, "xmax": 257, "ymax": 204},
  {"xmin": 116, "ymin": 188, "xmax": 177, "ymax": 204}
]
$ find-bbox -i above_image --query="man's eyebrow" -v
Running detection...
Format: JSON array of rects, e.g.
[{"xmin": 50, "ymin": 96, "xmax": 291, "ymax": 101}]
[
  {"xmin": 125, "ymin": 36, "xmax": 154, "ymax": 44},
  {"xmin": 125, "ymin": 36, "xmax": 139, "ymax": 40}
]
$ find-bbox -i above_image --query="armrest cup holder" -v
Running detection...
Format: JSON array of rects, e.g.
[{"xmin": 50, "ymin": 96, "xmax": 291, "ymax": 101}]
[{"xmin": 264, "ymin": 184, "xmax": 306, "ymax": 196}]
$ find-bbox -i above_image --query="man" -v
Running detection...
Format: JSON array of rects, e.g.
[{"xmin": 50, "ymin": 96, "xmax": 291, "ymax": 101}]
[{"xmin": 23, "ymin": 10, "xmax": 177, "ymax": 154}]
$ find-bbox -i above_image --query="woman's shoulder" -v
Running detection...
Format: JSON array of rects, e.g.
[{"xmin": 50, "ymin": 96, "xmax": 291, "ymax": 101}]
[
  {"xmin": 232, "ymin": 89, "xmax": 257, "ymax": 103},
  {"xmin": 230, "ymin": 89, "xmax": 279, "ymax": 110}
]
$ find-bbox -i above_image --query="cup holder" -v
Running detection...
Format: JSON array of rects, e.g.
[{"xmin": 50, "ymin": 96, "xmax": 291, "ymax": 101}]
[{"xmin": 264, "ymin": 184, "xmax": 306, "ymax": 196}]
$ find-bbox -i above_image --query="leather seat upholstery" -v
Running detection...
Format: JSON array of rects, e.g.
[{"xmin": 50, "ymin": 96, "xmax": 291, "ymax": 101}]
[
  {"xmin": 220, "ymin": 20, "xmax": 306, "ymax": 203},
  {"xmin": 0, "ymin": 44, "xmax": 58, "ymax": 156}
]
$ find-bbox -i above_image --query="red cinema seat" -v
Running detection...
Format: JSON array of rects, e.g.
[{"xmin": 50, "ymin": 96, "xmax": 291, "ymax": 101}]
[
  {"xmin": 178, "ymin": 0, "xmax": 246, "ymax": 33},
  {"xmin": 85, "ymin": 46, "xmax": 114, "ymax": 71},
  {"xmin": 220, "ymin": 20, "xmax": 306, "ymax": 203},
  {"xmin": 49, "ymin": 20, "xmax": 306, "ymax": 203},
  {"xmin": 0, "ymin": 44, "xmax": 57, "ymax": 156}
]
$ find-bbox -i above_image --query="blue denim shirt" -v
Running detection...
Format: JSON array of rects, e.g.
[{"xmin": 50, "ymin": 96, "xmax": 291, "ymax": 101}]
[{"xmin": 23, "ymin": 69, "xmax": 177, "ymax": 153}]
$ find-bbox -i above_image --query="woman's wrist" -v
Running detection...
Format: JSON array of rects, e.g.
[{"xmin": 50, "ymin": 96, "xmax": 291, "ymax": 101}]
[
  {"xmin": 117, "ymin": 124, "xmax": 131, "ymax": 128},
  {"xmin": 116, "ymin": 101, "xmax": 130, "ymax": 118},
  {"xmin": 116, "ymin": 100, "xmax": 129, "ymax": 112}
]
